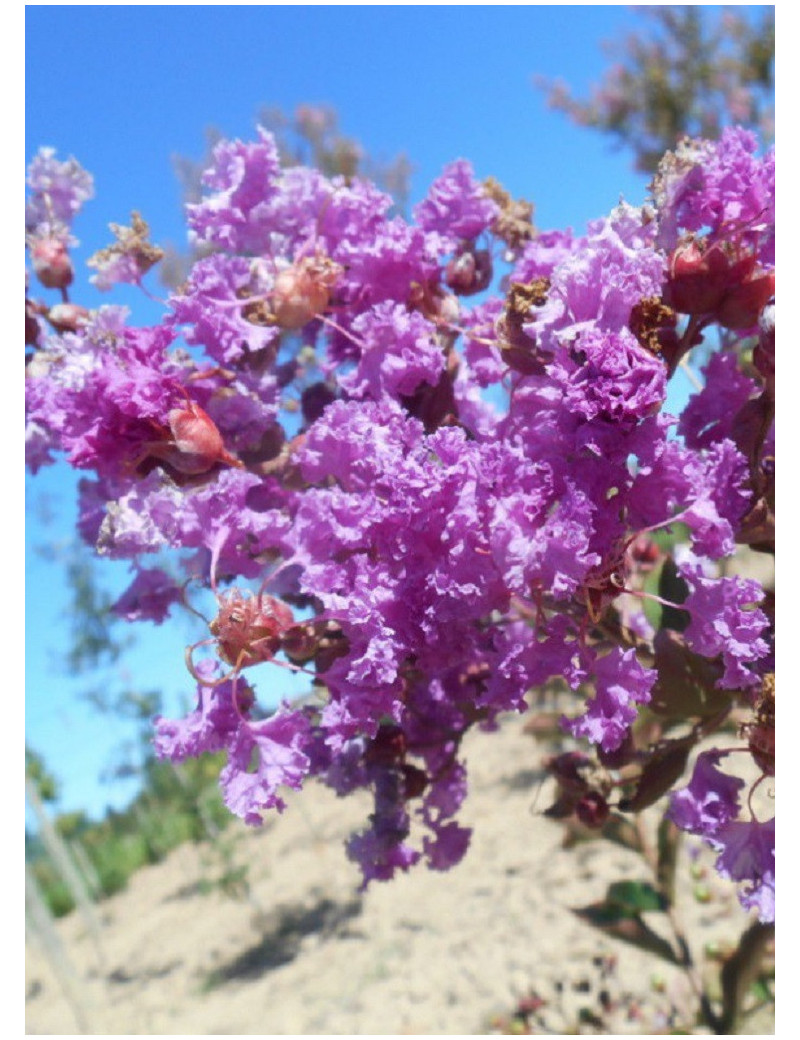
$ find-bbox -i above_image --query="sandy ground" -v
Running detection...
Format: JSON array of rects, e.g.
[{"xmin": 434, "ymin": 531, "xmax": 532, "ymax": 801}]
[{"xmin": 25, "ymin": 712, "xmax": 773, "ymax": 1036}]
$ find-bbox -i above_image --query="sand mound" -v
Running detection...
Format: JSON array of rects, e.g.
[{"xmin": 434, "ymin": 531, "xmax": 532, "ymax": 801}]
[{"xmin": 25, "ymin": 713, "xmax": 770, "ymax": 1035}]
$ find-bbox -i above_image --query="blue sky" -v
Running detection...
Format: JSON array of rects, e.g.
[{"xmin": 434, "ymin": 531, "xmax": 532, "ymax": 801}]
[{"xmin": 24, "ymin": 4, "xmax": 758, "ymax": 822}]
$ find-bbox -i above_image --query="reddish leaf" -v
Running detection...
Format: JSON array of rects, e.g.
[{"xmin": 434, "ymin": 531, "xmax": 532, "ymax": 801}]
[
  {"xmin": 649, "ymin": 629, "xmax": 731, "ymax": 718},
  {"xmin": 600, "ymin": 812, "xmax": 643, "ymax": 853},
  {"xmin": 618, "ymin": 736, "xmax": 695, "ymax": 812}
]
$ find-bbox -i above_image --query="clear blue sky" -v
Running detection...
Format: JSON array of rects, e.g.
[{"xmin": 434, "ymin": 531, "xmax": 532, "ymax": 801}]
[{"xmin": 24, "ymin": 4, "xmax": 743, "ymax": 822}]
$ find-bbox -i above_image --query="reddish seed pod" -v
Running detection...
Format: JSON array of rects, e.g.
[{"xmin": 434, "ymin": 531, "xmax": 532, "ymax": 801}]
[
  {"xmin": 209, "ymin": 589, "xmax": 295, "ymax": 670},
  {"xmin": 280, "ymin": 622, "xmax": 320, "ymax": 666},
  {"xmin": 270, "ymin": 255, "xmax": 342, "ymax": 330},
  {"xmin": 364, "ymin": 725, "xmax": 408, "ymax": 766},
  {"xmin": 165, "ymin": 399, "xmax": 242, "ymax": 474},
  {"xmin": 627, "ymin": 534, "xmax": 661, "ymax": 572},
  {"xmin": 168, "ymin": 402, "xmax": 226, "ymax": 459},
  {"xmin": 664, "ymin": 241, "xmax": 730, "ymax": 315},
  {"xmin": 665, "ymin": 239, "xmax": 775, "ymax": 330},
  {"xmin": 444, "ymin": 243, "xmax": 493, "ymax": 296},
  {"xmin": 31, "ymin": 237, "xmax": 74, "ymax": 291},
  {"xmin": 310, "ymin": 622, "xmax": 350, "ymax": 673},
  {"xmin": 134, "ymin": 396, "xmax": 243, "ymax": 478},
  {"xmin": 716, "ymin": 268, "xmax": 775, "ymax": 330},
  {"xmin": 575, "ymin": 791, "xmax": 610, "ymax": 829},
  {"xmin": 46, "ymin": 302, "xmax": 90, "ymax": 333},
  {"xmin": 401, "ymin": 763, "xmax": 429, "ymax": 800}
]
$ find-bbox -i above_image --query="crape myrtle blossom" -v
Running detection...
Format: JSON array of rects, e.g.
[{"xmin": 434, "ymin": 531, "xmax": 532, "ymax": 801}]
[
  {"xmin": 154, "ymin": 659, "xmax": 312, "ymax": 822},
  {"xmin": 651, "ymin": 127, "xmax": 775, "ymax": 264},
  {"xmin": 678, "ymin": 557, "xmax": 770, "ymax": 690},
  {"xmin": 25, "ymin": 146, "xmax": 94, "ymax": 239},
  {"xmin": 412, "ymin": 158, "xmax": 500, "ymax": 251},
  {"xmin": 25, "ymin": 128, "xmax": 774, "ymax": 914},
  {"xmin": 111, "ymin": 566, "xmax": 183, "ymax": 624},
  {"xmin": 562, "ymin": 647, "xmax": 656, "ymax": 754},
  {"xmin": 669, "ymin": 750, "xmax": 775, "ymax": 923},
  {"xmin": 168, "ymin": 254, "xmax": 283, "ymax": 366}
]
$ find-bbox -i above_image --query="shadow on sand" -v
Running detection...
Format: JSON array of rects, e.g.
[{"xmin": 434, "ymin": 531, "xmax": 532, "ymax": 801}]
[{"xmin": 203, "ymin": 892, "xmax": 363, "ymax": 989}]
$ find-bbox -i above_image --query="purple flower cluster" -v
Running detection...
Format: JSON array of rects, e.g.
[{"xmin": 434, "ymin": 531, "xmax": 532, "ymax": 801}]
[
  {"xmin": 26, "ymin": 146, "xmax": 94, "ymax": 241},
  {"xmin": 669, "ymin": 751, "xmax": 774, "ymax": 922},
  {"xmin": 26, "ymin": 128, "xmax": 774, "ymax": 915}
]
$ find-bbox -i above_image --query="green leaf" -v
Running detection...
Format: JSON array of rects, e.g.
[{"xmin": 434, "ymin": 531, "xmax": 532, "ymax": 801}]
[
  {"xmin": 750, "ymin": 976, "xmax": 773, "ymax": 1004},
  {"xmin": 642, "ymin": 561, "xmax": 665, "ymax": 631},
  {"xmin": 606, "ymin": 879, "xmax": 667, "ymax": 914},
  {"xmin": 649, "ymin": 522, "xmax": 691, "ymax": 553}
]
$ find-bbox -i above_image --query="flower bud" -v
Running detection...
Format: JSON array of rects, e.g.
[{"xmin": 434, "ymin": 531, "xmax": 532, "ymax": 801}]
[
  {"xmin": 364, "ymin": 725, "xmax": 407, "ymax": 766},
  {"xmin": 664, "ymin": 241, "xmax": 730, "ymax": 316},
  {"xmin": 46, "ymin": 302, "xmax": 89, "ymax": 333},
  {"xmin": 716, "ymin": 268, "xmax": 775, "ymax": 330},
  {"xmin": 401, "ymin": 763, "xmax": 428, "ymax": 800},
  {"xmin": 169, "ymin": 403, "xmax": 227, "ymax": 461},
  {"xmin": 597, "ymin": 731, "xmax": 635, "ymax": 770},
  {"xmin": 664, "ymin": 239, "xmax": 774, "ymax": 330},
  {"xmin": 280, "ymin": 622, "xmax": 320, "ymax": 666},
  {"xmin": 31, "ymin": 237, "xmax": 74, "ymax": 290},
  {"xmin": 270, "ymin": 256, "xmax": 342, "ymax": 330},
  {"xmin": 575, "ymin": 791, "xmax": 610, "ymax": 828},
  {"xmin": 25, "ymin": 298, "xmax": 42, "ymax": 345},
  {"xmin": 301, "ymin": 382, "xmax": 337, "ymax": 425},
  {"xmin": 444, "ymin": 243, "xmax": 493, "ymax": 296},
  {"xmin": 144, "ymin": 397, "xmax": 242, "ymax": 475}
]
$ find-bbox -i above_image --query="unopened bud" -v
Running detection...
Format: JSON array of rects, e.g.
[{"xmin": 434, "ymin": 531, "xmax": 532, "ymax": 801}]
[
  {"xmin": 401, "ymin": 763, "xmax": 428, "ymax": 800},
  {"xmin": 46, "ymin": 302, "xmax": 89, "ymax": 333},
  {"xmin": 281, "ymin": 623, "xmax": 319, "ymax": 666},
  {"xmin": 31, "ymin": 238, "xmax": 74, "ymax": 290},
  {"xmin": 575, "ymin": 791, "xmax": 610, "ymax": 828},
  {"xmin": 627, "ymin": 534, "xmax": 661, "ymax": 572},
  {"xmin": 301, "ymin": 382, "xmax": 336, "ymax": 425},
  {"xmin": 445, "ymin": 244, "xmax": 493, "ymax": 296},
  {"xmin": 716, "ymin": 269, "xmax": 775, "ymax": 330},
  {"xmin": 271, "ymin": 256, "xmax": 342, "ymax": 330},
  {"xmin": 364, "ymin": 725, "xmax": 407, "ymax": 766},
  {"xmin": 26, "ymin": 298, "xmax": 42, "ymax": 345}
]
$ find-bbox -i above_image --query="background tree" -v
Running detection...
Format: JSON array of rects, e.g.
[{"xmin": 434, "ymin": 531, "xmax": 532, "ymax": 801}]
[
  {"xmin": 26, "ymin": 745, "xmax": 60, "ymax": 804},
  {"xmin": 537, "ymin": 5, "xmax": 774, "ymax": 173}
]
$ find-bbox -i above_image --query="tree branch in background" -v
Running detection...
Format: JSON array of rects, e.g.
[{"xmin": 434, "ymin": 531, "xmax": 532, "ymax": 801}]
[{"xmin": 536, "ymin": 6, "xmax": 774, "ymax": 173}]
